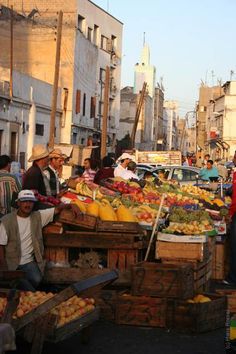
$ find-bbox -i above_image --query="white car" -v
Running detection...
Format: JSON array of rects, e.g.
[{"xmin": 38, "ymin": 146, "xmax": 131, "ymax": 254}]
[{"xmin": 136, "ymin": 165, "xmax": 201, "ymax": 185}]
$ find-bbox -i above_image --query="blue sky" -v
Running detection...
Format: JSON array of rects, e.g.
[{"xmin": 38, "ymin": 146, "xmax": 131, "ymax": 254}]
[{"xmin": 93, "ymin": 0, "xmax": 236, "ymax": 116}]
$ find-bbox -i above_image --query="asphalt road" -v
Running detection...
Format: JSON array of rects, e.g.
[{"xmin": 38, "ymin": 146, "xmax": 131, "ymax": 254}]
[{"xmin": 13, "ymin": 320, "xmax": 226, "ymax": 354}]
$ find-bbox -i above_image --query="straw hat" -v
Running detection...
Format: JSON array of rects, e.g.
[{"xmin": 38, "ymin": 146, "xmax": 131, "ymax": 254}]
[
  {"xmin": 117, "ymin": 153, "xmax": 135, "ymax": 162},
  {"xmin": 49, "ymin": 148, "xmax": 63, "ymax": 159},
  {"xmin": 28, "ymin": 144, "xmax": 49, "ymax": 162}
]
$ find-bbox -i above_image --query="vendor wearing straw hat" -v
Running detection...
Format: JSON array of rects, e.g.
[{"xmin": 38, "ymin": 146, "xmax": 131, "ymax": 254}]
[
  {"xmin": 44, "ymin": 148, "xmax": 64, "ymax": 197},
  {"xmin": 23, "ymin": 145, "xmax": 51, "ymax": 196}
]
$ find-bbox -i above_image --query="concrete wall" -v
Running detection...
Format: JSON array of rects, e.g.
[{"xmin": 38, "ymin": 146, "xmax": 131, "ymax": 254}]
[{"xmin": 0, "ymin": 67, "xmax": 61, "ymax": 168}]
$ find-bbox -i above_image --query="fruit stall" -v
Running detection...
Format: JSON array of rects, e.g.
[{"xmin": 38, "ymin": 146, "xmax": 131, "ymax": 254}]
[
  {"xmin": 39, "ymin": 176, "xmax": 231, "ymax": 332},
  {"xmin": 0, "ymin": 176, "xmax": 232, "ymax": 352}
]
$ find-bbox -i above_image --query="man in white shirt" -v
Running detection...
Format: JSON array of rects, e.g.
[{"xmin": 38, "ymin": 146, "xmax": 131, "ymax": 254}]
[
  {"xmin": 114, "ymin": 153, "xmax": 135, "ymax": 178},
  {"xmin": 121, "ymin": 161, "xmax": 139, "ymax": 180},
  {"xmin": 0, "ymin": 190, "xmax": 80, "ymax": 290}
]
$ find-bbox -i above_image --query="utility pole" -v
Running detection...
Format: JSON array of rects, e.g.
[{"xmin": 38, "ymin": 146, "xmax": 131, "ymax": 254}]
[
  {"xmin": 169, "ymin": 108, "xmax": 173, "ymax": 150},
  {"xmin": 49, "ymin": 11, "xmax": 63, "ymax": 149},
  {"xmin": 131, "ymin": 82, "xmax": 147, "ymax": 149},
  {"xmin": 101, "ymin": 66, "xmax": 110, "ymax": 159},
  {"xmin": 9, "ymin": 5, "xmax": 13, "ymax": 98}
]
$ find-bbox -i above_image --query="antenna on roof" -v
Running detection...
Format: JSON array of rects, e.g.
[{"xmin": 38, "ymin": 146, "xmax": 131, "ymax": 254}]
[
  {"xmin": 143, "ymin": 32, "xmax": 146, "ymax": 46},
  {"xmin": 230, "ymin": 70, "xmax": 235, "ymax": 81}
]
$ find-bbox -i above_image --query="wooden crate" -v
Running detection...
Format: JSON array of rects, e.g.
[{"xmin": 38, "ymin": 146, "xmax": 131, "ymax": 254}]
[
  {"xmin": 167, "ymin": 293, "xmax": 227, "ymax": 333},
  {"xmin": 162, "ymin": 258, "xmax": 212, "ymax": 293},
  {"xmin": 156, "ymin": 241, "xmax": 208, "ymax": 262},
  {"xmin": 46, "ymin": 307, "xmax": 100, "ymax": 343},
  {"xmin": 116, "ymin": 292, "xmax": 167, "ymax": 327},
  {"xmin": 96, "ymin": 220, "xmax": 143, "ymax": 234},
  {"xmin": 43, "ymin": 267, "xmax": 114, "ymax": 285},
  {"xmin": 58, "ymin": 209, "xmax": 97, "ymax": 230},
  {"xmin": 216, "ymin": 289, "xmax": 236, "ymax": 313},
  {"xmin": 131, "ymin": 262, "xmax": 194, "ymax": 299},
  {"xmin": 211, "ymin": 243, "xmax": 227, "ymax": 280},
  {"xmin": 94, "ymin": 289, "xmax": 118, "ymax": 321},
  {"xmin": 11, "ymin": 270, "xmax": 118, "ymax": 332},
  {"xmin": 43, "ymin": 222, "xmax": 63, "ymax": 234},
  {"xmin": 108, "ymin": 249, "xmax": 143, "ymax": 272},
  {"xmin": 44, "ymin": 247, "xmax": 69, "ymax": 265}
]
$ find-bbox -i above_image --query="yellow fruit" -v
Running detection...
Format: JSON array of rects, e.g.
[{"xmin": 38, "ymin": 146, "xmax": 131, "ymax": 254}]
[
  {"xmin": 99, "ymin": 201, "xmax": 117, "ymax": 221},
  {"xmin": 199, "ymin": 296, "xmax": 211, "ymax": 303},
  {"xmin": 187, "ymin": 299, "xmax": 194, "ymax": 303},
  {"xmin": 193, "ymin": 294, "xmax": 205, "ymax": 303},
  {"xmin": 71, "ymin": 199, "xmax": 87, "ymax": 213},
  {"xmin": 116, "ymin": 205, "xmax": 137, "ymax": 222},
  {"xmin": 86, "ymin": 201, "xmax": 99, "ymax": 217}
]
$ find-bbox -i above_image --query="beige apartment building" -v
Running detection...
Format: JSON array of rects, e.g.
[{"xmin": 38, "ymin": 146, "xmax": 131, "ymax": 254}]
[
  {"xmin": 206, "ymin": 81, "xmax": 236, "ymax": 160},
  {"xmin": 196, "ymin": 84, "xmax": 223, "ymax": 153},
  {"xmin": 0, "ymin": 1, "xmax": 123, "ymax": 150}
]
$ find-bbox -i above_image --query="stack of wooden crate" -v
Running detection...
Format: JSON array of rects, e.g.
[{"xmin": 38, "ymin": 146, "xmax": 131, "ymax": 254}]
[
  {"xmin": 115, "ymin": 261, "xmax": 227, "ymax": 332},
  {"xmin": 156, "ymin": 233, "xmax": 215, "ymax": 292}
]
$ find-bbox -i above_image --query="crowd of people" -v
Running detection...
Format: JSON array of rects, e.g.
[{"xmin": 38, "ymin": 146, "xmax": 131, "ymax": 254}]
[{"xmin": 182, "ymin": 153, "xmax": 229, "ymax": 181}]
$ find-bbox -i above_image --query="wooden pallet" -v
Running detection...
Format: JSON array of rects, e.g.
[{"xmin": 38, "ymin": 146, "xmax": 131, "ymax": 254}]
[
  {"xmin": 108, "ymin": 249, "xmax": 143, "ymax": 272},
  {"xmin": 44, "ymin": 231, "xmax": 148, "ymax": 250}
]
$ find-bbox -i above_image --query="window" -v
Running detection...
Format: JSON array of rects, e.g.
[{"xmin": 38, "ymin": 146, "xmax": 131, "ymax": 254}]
[
  {"xmin": 172, "ymin": 168, "xmax": 198, "ymax": 182},
  {"xmin": 94, "ymin": 25, "xmax": 99, "ymax": 45},
  {"xmin": 87, "ymin": 27, "xmax": 92, "ymax": 41},
  {"xmin": 78, "ymin": 15, "xmax": 85, "ymax": 32},
  {"xmin": 72, "ymin": 132, "xmax": 77, "ymax": 145},
  {"xmin": 82, "ymin": 93, "xmax": 86, "ymax": 116},
  {"xmin": 101, "ymin": 35, "xmax": 108, "ymax": 50},
  {"xmin": 75, "ymin": 90, "xmax": 81, "ymax": 114},
  {"xmin": 90, "ymin": 96, "xmax": 96, "ymax": 118},
  {"xmin": 35, "ymin": 124, "xmax": 44, "ymax": 136}
]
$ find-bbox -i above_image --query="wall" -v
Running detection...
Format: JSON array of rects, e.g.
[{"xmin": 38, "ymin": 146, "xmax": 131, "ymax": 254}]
[
  {"xmin": 0, "ymin": 1, "xmax": 123, "ymax": 150},
  {"xmin": 0, "ymin": 67, "xmax": 61, "ymax": 168}
]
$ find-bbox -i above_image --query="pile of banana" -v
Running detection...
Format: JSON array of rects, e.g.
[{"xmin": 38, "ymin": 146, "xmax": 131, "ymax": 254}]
[{"xmin": 75, "ymin": 181, "xmax": 104, "ymax": 199}]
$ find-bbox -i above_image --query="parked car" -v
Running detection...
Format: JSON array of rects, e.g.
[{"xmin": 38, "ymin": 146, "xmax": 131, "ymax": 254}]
[{"xmin": 136, "ymin": 164, "xmax": 201, "ymax": 185}]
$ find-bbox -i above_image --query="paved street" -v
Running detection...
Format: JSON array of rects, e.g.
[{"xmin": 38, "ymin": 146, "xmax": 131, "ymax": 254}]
[{"xmin": 14, "ymin": 320, "xmax": 225, "ymax": 354}]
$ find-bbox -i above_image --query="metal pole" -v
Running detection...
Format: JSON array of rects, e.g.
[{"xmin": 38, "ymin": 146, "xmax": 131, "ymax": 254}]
[
  {"xmin": 144, "ymin": 193, "xmax": 166, "ymax": 261},
  {"xmin": 49, "ymin": 11, "xmax": 63, "ymax": 149},
  {"xmin": 101, "ymin": 66, "xmax": 110, "ymax": 159},
  {"xmin": 10, "ymin": 5, "xmax": 13, "ymax": 98}
]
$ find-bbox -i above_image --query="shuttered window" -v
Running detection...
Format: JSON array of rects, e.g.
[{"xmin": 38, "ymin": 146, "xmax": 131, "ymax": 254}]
[
  {"xmin": 75, "ymin": 90, "xmax": 81, "ymax": 114},
  {"xmin": 90, "ymin": 96, "xmax": 96, "ymax": 118}
]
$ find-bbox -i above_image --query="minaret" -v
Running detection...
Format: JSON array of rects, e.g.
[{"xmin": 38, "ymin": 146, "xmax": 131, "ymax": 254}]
[{"xmin": 134, "ymin": 35, "xmax": 156, "ymax": 98}]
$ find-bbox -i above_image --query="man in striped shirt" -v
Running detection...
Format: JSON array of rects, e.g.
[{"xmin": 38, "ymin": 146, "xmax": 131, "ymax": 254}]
[{"xmin": 0, "ymin": 155, "xmax": 21, "ymax": 217}]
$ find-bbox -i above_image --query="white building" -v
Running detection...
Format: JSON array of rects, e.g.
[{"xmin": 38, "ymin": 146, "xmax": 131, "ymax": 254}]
[
  {"xmin": 0, "ymin": 67, "xmax": 61, "ymax": 168},
  {"xmin": 163, "ymin": 101, "xmax": 178, "ymax": 150}
]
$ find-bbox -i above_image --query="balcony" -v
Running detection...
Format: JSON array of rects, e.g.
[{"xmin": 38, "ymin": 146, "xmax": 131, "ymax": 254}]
[{"xmin": 0, "ymin": 80, "xmax": 10, "ymax": 97}]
